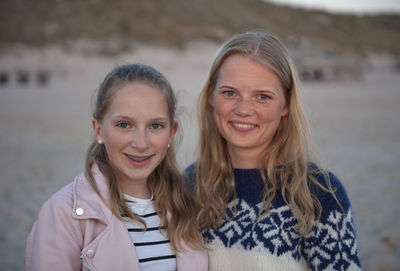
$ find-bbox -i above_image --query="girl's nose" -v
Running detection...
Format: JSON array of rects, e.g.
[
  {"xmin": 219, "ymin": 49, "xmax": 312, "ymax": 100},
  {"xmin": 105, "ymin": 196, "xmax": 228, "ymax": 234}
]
[{"xmin": 131, "ymin": 131, "xmax": 149, "ymax": 151}]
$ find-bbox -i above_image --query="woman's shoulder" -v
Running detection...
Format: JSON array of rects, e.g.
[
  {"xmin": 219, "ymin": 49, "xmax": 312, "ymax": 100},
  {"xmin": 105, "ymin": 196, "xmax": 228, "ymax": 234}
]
[
  {"xmin": 183, "ymin": 163, "xmax": 197, "ymax": 177},
  {"xmin": 307, "ymin": 163, "xmax": 352, "ymax": 214},
  {"xmin": 304, "ymin": 164, "xmax": 361, "ymax": 269},
  {"xmin": 183, "ymin": 163, "xmax": 197, "ymax": 194}
]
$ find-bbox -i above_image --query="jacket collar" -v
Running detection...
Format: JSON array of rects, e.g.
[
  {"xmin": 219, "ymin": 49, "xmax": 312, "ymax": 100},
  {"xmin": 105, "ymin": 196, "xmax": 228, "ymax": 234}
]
[{"xmin": 72, "ymin": 163, "xmax": 113, "ymax": 224}]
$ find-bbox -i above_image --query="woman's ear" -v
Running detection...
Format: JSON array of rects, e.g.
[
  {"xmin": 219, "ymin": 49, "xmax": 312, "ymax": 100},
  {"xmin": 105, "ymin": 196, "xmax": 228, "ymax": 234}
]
[{"xmin": 281, "ymin": 104, "xmax": 289, "ymax": 117}]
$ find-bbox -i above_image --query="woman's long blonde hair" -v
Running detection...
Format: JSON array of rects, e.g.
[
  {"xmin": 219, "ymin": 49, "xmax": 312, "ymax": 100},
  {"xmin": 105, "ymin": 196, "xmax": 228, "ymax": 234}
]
[
  {"xmin": 85, "ymin": 64, "xmax": 201, "ymax": 251},
  {"xmin": 196, "ymin": 32, "xmax": 332, "ymax": 235}
]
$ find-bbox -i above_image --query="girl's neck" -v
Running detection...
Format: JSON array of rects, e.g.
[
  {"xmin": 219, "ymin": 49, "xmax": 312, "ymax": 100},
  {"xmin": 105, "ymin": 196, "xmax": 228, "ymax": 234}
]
[{"xmin": 119, "ymin": 179, "xmax": 152, "ymax": 199}]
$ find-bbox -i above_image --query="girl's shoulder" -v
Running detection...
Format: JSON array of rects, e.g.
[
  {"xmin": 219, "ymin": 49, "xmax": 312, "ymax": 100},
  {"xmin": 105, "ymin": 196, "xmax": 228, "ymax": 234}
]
[
  {"xmin": 42, "ymin": 181, "xmax": 75, "ymax": 211},
  {"xmin": 38, "ymin": 172, "xmax": 89, "ymax": 218}
]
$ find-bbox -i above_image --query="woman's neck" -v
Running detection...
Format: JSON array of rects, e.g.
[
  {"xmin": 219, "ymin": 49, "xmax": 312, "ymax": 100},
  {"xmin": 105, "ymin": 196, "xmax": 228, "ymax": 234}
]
[{"xmin": 228, "ymin": 146, "xmax": 260, "ymax": 169}]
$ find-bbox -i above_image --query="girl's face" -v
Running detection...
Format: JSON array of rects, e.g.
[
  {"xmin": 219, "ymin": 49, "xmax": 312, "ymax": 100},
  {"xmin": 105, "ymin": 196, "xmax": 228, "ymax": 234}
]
[
  {"xmin": 93, "ymin": 82, "xmax": 176, "ymax": 193},
  {"xmin": 209, "ymin": 54, "xmax": 288, "ymax": 168}
]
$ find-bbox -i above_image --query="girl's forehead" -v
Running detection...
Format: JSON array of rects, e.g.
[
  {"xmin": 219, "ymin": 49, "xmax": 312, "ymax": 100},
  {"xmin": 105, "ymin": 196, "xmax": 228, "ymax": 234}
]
[{"xmin": 104, "ymin": 82, "xmax": 171, "ymax": 120}]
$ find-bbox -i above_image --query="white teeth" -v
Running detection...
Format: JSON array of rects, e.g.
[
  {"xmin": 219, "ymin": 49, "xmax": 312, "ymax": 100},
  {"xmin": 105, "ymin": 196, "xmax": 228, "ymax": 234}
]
[
  {"xmin": 232, "ymin": 122, "xmax": 255, "ymax": 129},
  {"xmin": 127, "ymin": 155, "xmax": 150, "ymax": 162}
]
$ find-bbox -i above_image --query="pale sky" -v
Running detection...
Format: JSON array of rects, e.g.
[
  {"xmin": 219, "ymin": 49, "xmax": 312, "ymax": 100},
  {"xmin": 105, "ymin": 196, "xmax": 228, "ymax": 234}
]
[{"xmin": 264, "ymin": 0, "xmax": 400, "ymax": 14}]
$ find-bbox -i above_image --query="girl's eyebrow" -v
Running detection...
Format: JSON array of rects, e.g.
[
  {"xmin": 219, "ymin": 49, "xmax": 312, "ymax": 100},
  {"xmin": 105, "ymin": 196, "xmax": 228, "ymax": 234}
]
[
  {"xmin": 110, "ymin": 115, "xmax": 169, "ymax": 122},
  {"xmin": 110, "ymin": 115, "xmax": 133, "ymax": 121},
  {"xmin": 218, "ymin": 84, "xmax": 236, "ymax": 89},
  {"xmin": 150, "ymin": 117, "xmax": 170, "ymax": 123}
]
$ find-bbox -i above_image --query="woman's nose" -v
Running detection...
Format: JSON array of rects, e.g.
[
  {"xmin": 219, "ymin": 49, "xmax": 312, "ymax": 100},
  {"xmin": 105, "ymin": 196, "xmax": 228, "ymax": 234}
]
[{"xmin": 234, "ymin": 97, "xmax": 254, "ymax": 116}]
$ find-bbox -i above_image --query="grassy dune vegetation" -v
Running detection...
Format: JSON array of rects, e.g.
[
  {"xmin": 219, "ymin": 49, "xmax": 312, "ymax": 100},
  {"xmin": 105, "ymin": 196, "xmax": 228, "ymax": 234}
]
[{"xmin": 1, "ymin": 0, "xmax": 400, "ymax": 55}]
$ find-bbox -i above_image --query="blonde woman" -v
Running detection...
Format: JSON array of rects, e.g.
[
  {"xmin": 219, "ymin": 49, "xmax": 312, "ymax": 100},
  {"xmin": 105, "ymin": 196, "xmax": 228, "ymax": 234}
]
[
  {"xmin": 27, "ymin": 64, "xmax": 207, "ymax": 270},
  {"xmin": 185, "ymin": 32, "xmax": 361, "ymax": 270}
]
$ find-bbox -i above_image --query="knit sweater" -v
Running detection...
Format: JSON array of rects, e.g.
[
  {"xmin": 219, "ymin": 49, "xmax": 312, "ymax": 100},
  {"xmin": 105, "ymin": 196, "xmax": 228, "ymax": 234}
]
[{"xmin": 184, "ymin": 164, "xmax": 361, "ymax": 271}]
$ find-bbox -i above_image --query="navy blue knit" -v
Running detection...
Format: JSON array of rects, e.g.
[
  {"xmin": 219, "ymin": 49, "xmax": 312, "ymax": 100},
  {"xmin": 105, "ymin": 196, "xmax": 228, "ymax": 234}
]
[{"xmin": 184, "ymin": 164, "xmax": 361, "ymax": 270}]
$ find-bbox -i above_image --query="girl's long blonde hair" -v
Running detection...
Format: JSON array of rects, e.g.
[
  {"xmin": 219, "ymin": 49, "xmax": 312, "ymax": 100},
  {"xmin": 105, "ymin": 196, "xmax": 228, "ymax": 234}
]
[
  {"xmin": 85, "ymin": 64, "xmax": 201, "ymax": 251},
  {"xmin": 196, "ymin": 32, "xmax": 332, "ymax": 235}
]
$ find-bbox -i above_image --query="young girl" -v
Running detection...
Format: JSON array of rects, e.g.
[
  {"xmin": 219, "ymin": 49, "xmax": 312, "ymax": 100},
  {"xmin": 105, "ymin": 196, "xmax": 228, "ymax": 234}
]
[{"xmin": 26, "ymin": 64, "xmax": 207, "ymax": 270}]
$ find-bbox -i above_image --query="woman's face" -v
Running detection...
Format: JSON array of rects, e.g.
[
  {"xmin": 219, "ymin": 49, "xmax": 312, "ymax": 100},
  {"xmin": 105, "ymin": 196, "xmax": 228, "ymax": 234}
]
[
  {"xmin": 93, "ymin": 82, "xmax": 176, "ymax": 193},
  {"xmin": 209, "ymin": 54, "xmax": 288, "ymax": 168}
]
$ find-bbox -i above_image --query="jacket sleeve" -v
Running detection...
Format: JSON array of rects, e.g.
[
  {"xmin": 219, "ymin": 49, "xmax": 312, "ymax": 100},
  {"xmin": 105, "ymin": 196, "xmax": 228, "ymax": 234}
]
[
  {"xmin": 26, "ymin": 186, "xmax": 84, "ymax": 271},
  {"xmin": 301, "ymin": 171, "xmax": 362, "ymax": 270},
  {"xmin": 176, "ymin": 242, "xmax": 208, "ymax": 271}
]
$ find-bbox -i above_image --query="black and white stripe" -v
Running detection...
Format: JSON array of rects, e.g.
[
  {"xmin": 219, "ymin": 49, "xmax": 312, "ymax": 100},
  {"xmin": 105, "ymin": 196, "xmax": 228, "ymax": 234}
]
[{"xmin": 124, "ymin": 194, "xmax": 176, "ymax": 271}]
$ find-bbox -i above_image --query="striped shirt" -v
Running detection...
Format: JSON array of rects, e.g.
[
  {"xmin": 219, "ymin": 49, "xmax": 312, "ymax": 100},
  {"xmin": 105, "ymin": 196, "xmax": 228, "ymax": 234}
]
[{"xmin": 124, "ymin": 194, "xmax": 176, "ymax": 271}]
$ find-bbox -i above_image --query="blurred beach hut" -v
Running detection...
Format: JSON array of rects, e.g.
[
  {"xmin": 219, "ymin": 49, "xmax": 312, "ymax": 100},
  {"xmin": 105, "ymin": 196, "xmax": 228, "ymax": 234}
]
[{"xmin": 287, "ymin": 36, "xmax": 364, "ymax": 82}]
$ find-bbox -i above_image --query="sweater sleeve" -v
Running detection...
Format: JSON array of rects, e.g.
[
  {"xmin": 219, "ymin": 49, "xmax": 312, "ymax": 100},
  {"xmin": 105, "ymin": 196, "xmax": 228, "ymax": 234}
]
[
  {"xmin": 26, "ymin": 184, "xmax": 84, "ymax": 271},
  {"xmin": 301, "ymin": 171, "xmax": 362, "ymax": 270}
]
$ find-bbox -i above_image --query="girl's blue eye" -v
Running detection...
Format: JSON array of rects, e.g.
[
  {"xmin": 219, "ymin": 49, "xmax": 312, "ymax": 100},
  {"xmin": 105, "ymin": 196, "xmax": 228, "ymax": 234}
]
[
  {"xmin": 117, "ymin": 123, "xmax": 129, "ymax": 128},
  {"xmin": 151, "ymin": 123, "xmax": 163, "ymax": 130}
]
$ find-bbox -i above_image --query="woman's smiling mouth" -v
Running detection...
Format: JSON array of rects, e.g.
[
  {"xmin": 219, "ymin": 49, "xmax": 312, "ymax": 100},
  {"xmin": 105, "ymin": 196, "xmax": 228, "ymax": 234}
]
[{"xmin": 230, "ymin": 121, "xmax": 257, "ymax": 131}]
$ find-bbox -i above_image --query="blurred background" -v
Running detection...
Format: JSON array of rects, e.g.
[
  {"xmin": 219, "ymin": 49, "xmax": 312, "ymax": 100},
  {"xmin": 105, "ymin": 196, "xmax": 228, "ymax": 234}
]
[{"xmin": 1, "ymin": 0, "xmax": 399, "ymax": 270}]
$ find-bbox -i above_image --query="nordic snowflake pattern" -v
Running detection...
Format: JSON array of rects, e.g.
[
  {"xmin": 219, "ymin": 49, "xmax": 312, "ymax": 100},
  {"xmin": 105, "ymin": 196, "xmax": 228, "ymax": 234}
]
[{"xmin": 203, "ymin": 198, "xmax": 361, "ymax": 270}]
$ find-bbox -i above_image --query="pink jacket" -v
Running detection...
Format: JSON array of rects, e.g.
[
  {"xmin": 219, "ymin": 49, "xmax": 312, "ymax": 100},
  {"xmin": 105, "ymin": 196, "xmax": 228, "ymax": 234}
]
[{"xmin": 26, "ymin": 165, "xmax": 208, "ymax": 271}]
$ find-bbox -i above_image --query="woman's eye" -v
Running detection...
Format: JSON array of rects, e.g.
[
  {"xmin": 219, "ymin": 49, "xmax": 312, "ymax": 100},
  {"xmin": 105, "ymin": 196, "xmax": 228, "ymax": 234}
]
[
  {"xmin": 151, "ymin": 123, "xmax": 164, "ymax": 130},
  {"xmin": 258, "ymin": 94, "xmax": 270, "ymax": 101},
  {"xmin": 117, "ymin": 122, "xmax": 130, "ymax": 128},
  {"xmin": 223, "ymin": 90, "xmax": 235, "ymax": 97}
]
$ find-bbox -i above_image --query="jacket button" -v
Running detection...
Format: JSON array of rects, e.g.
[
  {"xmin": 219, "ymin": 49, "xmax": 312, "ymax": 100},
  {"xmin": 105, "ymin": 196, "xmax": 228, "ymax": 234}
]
[
  {"xmin": 75, "ymin": 207, "xmax": 84, "ymax": 216},
  {"xmin": 86, "ymin": 249, "xmax": 95, "ymax": 258}
]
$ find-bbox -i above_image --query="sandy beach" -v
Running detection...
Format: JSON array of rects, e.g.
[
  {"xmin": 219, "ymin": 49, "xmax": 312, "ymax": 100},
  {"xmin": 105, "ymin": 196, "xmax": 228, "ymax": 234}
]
[{"xmin": 1, "ymin": 41, "xmax": 399, "ymax": 270}]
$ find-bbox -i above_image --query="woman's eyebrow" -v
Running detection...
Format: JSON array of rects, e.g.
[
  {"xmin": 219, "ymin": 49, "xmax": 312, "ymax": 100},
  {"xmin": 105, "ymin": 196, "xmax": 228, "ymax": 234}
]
[
  {"xmin": 218, "ymin": 85, "xmax": 277, "ymax": 95},
  {"xmin": 254, "ymin": 89, "xmax": 277, "ymax": 95}
]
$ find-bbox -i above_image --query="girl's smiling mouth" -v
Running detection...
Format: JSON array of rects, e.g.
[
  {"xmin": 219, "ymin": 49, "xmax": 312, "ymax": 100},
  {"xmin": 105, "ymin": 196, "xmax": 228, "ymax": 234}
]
[{"xmin": 125, "ymin": 154, "xmax": 154, "ymax": 164}]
